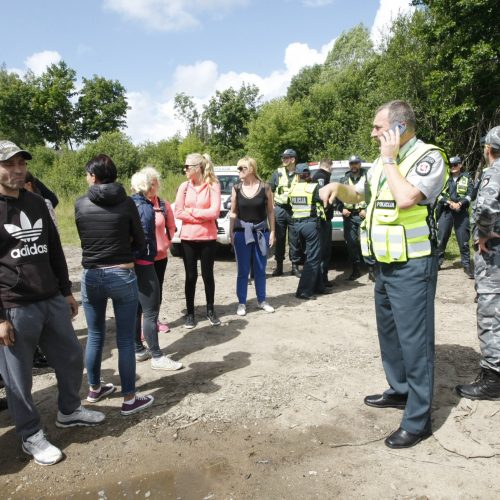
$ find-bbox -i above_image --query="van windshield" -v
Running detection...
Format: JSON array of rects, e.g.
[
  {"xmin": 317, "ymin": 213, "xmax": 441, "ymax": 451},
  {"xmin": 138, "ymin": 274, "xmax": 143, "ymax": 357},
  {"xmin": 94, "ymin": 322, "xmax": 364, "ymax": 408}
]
[{"xmin": 217, "ymin": 175, "xmax": 239, "ymax": 194}]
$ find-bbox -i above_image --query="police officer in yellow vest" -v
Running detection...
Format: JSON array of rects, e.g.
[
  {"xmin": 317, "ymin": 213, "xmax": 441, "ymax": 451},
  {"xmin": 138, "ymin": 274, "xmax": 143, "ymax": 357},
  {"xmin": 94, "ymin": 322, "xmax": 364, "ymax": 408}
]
[
  {"xmin": 319, "ymin": 100, "xmax": 448, "ymax": 449},
  {"xmin": 269, "ymin": 149, "xmax": 301, "ymax": 278},
  {"xmin": 436, "ymin": 156, "xmax": 474, "ymax": 278},
  {"xmin": 338, "ymin": 155, "xmax": 368, "ymax": 280},
  {"xmin": 289, "ymin": 163, "xmax": 326, "ymax": 300}
]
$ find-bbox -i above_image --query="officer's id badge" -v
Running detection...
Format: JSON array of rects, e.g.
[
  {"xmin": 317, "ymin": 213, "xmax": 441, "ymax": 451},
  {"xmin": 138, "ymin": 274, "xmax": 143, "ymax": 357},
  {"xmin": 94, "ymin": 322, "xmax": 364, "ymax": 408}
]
[
  {"xmin": 375, "ymin": 200, "xmax": 396, "ymax": 209},
  {"xmin": 317, "ymin": 178, "xmax": 325, "ymax": 187},
  {"xmin": 415, "ymin": 156, "xmax": 435, "ymax": 176},
  {"xmin": 481, "ymin": 176, "xmax": 490, "ymax": 189},
  {"xmin": 291, "ymin": 196, "xmax": 307, "ymax": 204}
]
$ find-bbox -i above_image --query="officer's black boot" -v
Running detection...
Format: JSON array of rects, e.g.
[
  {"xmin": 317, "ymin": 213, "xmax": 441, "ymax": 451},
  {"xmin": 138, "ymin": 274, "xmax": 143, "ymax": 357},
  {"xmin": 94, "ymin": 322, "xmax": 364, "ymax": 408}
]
[
  {"xmin": 291, "ymin": 263, "xmax": 302, "ymax": 278},
  {"xmin": 464, "ymin": 266, "xmax": 474, "ymax": 279},
  {"xmin": 367, "ymin": 265, "xmax": 376, "ymax": 282},
  {"xmin": 455, "ymin": 368, "xmax": 500, "ymax": 400},
  {"xmin": 347, "ymin": 265, "xmax": 361, "ymax": 281},
  {"xmin": 272, "ymin": 261, "xmax": 283, "ymax": 277}
]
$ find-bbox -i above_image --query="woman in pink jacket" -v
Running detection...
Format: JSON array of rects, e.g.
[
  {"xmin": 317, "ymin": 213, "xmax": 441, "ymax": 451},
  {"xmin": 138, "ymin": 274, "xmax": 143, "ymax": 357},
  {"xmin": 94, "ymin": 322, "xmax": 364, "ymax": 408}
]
[{"xmin": 175, "ymin": 153, "xmax": 221, "ymax": 329}]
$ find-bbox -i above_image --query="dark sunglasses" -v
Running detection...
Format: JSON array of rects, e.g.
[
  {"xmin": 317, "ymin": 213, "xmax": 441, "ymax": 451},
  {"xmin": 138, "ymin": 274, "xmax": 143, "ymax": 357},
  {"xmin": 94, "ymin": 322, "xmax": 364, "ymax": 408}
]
[
  {"xmin": 183, "ymin": 163, "xmax": 199, "ymax": 171},
  {"xmin": 237, "ymin": 166, "xmax": 248, "ymax": 172}
]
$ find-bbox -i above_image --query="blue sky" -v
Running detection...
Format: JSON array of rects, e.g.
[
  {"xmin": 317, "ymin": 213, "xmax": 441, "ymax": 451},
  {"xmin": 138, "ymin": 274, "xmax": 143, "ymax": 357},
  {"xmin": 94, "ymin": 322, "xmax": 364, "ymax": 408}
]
[{"xmin": 1, "ymin": 0, "xmax": 413, "ymax": 143}]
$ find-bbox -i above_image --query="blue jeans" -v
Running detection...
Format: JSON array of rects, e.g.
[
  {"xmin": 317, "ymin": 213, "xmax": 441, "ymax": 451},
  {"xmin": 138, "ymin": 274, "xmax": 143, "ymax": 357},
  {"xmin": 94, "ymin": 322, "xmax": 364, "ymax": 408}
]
[
  {"xmin": 81, "ymin": 268, "xmax": 138, "ymax": 396},
  {"xmin": 234, "ymin": 231, "xmax": 269, "ymax": 304}
]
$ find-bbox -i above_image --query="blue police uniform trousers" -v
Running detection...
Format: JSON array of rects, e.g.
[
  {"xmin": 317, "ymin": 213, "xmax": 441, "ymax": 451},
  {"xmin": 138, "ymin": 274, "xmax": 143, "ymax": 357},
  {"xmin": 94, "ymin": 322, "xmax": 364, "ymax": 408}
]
[
  {"xmin": 374, "ymin": 254, "xmax": 438, "ymax": 434},
  {"xmin": 343, "ymin": 214, "xmax": 363, "ymax": 266},
  {"xmin": 319, "ymin": 219, "xmax": 332, "ymax": 283},
  {"xmin": 437, "ymin": 209, "xmax": 471, "ymax": 269},
  {"xmin": 295, "ymin": 218, "xmax": 323, "ymax": 297},
  {"xmin": 274, "ymin": 205, "xmax": 300, "ymax": 265}
]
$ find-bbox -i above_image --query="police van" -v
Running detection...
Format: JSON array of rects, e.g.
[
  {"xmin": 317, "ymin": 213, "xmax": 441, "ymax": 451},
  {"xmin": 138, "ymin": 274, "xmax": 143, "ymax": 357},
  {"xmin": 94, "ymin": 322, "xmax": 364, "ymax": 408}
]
[
  {"xmin": 308, "ymin": 160, "xmax": 373, "ymax": 244},
  {"xmin": 170, "ymin": 166, "xmax": 240, "ymax": 255}
]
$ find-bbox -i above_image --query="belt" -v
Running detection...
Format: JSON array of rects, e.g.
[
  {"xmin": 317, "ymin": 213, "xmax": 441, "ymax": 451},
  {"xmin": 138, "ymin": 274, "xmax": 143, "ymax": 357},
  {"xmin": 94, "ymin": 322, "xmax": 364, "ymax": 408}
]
[
  {"xmin": 234, "ymin": 228, "xmax": 269, "ymax": 232},
  {"xmin": 292, "ymin": 217, "xmax": 317, "ymax": 223}
]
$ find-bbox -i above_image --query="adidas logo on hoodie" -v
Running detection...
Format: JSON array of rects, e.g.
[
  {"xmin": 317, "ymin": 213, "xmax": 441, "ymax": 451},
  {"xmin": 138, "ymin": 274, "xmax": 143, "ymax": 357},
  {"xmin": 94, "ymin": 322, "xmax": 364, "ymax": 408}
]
[{"xmin": 4, "ymin": 211, "xmax": 48, "ymax": 258}]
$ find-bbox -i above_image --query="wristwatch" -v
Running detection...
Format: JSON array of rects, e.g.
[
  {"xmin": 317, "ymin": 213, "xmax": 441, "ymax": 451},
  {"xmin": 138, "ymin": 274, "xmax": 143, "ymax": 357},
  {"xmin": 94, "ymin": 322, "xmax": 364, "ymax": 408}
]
[{"xmin": 382, "ymin": 157, "xmax": 396, "ymax": 164}]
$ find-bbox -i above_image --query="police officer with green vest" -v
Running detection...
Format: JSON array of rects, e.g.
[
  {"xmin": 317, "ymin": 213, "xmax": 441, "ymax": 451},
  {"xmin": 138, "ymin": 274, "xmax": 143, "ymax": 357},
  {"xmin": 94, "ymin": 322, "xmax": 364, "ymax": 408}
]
[
  {"xmin": 269, "ymin": 149, "xmax": 301, "ymax": 278},
  {"xmin": 337, "ymin": 155, "xmax": 368, "ymax": 280},
  {"xmin": 289, "ymin": 163, "xmax": 326, "ymax": 299},
  {"xmin": 319, "ymin": 100, "xmax": 448, "ymax": 449},
  {"xmin": 436, "ymin": 156, "xmax": 474, "ymax": 278}
]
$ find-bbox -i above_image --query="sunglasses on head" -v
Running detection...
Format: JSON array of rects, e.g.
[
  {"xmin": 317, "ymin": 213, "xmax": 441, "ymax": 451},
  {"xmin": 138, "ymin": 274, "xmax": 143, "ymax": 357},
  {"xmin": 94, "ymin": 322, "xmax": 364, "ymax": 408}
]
[{"xmin": 237, "ymin": 166, "xmax": 248, "ymax": 172}]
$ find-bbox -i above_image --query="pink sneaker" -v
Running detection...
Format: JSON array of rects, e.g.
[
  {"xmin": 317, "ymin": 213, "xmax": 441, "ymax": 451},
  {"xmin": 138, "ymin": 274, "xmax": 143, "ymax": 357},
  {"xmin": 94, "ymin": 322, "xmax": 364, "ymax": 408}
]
[{"xmin": 157, "ymin": 321, "xmax": 170, "ymax": 333}]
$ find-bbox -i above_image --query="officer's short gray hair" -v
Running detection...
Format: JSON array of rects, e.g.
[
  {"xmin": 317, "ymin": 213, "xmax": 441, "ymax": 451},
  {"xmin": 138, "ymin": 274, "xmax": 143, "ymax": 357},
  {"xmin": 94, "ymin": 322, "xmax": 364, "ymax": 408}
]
[{"xmin": 376, "ymin": 100, "xmax": 416, "ymax": 132}]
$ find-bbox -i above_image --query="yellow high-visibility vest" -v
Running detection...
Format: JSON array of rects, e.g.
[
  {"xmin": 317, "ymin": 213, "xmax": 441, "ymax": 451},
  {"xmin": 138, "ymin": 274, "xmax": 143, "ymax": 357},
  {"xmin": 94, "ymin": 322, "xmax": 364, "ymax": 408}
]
[
  {"xmin": 289, "ymin": 182, "xmax": 325, "ymax": 220},
  {"xmin": 274, "ymin": 167, "xmax": 297, "ymax": 205},
  {"xmin": 360, "ymin": 143, "xmax": 449, "ymax": 263}
]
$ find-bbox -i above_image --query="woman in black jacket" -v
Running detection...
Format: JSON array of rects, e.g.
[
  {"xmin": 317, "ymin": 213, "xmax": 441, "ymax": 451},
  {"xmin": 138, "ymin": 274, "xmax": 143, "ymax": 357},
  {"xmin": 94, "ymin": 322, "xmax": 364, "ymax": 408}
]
[{"xmin": 75, "ymin": 154, "xmax": 154, "ymax": 416}]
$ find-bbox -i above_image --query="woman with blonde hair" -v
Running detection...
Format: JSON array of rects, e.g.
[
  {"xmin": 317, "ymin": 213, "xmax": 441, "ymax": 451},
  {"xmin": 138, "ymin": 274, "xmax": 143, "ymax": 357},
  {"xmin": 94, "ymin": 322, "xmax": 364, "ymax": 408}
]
[
  {"xmin": 229, "ymin": 157, "xmax": 275, "ymax": 316},
  {"xmin": 175, "ymin": 153, "xmax": 221, "ymax": 329},
  {"xmin": 131, "ymin": 169, "xmax": 183, "ymax": 371}
]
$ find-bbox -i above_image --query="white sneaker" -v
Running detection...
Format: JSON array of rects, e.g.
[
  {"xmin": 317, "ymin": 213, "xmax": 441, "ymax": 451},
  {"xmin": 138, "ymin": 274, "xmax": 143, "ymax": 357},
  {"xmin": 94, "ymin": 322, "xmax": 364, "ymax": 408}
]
[
  {"xmin": 258, "ymin": 301, "xmax": 275, "ymax": 313},
  {"xmin": 22, "ymin": 430, "xmax": 63, "ymax": 466},
  {"xmin": 55, "ymin": 405, "xmax": 105, "ymax": 428},
  {"xmin": 135, "ymin": 348, "xmax": 152, "ymax": 362},
  {"xmin": 236, "ymin": 304, "xmax": 246, "ymax": 316},
  {"xmin": 151, "ymin": 355, "xmax": 183, "ymax": 371}
]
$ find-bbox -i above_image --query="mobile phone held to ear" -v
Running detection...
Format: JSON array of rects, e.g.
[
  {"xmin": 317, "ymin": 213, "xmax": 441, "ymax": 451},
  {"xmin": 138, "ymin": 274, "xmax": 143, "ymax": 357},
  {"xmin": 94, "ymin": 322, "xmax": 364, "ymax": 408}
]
[{"xmin": 391, "ymin": 122, "xmax": 406, "ymax": 135}]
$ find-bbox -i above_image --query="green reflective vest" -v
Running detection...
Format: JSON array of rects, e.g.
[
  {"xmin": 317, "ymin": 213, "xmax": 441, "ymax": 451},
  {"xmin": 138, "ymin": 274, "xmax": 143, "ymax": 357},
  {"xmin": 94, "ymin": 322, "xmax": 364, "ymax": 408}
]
[
  {"xmin": 343, "ymin": 175, "xmax": 368, "ymax": 210},
  {"xmin": 360, "ymin": 143, "xmax": 448, "ymax": 263},
  {"xmin": 274, "ymin": 167, "xmax": 297, "ymax": 205},
  {"xmin": 289, "ymin": 182, "xmax": 325, "ymax": 220}
]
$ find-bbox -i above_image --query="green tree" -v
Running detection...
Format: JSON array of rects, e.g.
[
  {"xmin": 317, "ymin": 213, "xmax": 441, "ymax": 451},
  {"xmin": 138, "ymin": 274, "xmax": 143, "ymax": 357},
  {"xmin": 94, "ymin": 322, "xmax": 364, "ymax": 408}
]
[
  {"xmin": 0, "ymin": 67, "xmax": 42, "ymax": 146},
  {"xmin": 203, "ymin": 84, "xmax": 260, "ymax": 163},
  {"xmin": 174, "ymin": 92, "xmax": 206, "ymax": 140},
  {"xmin": 287, "ymin": 64, "xmax": 322, "ymax": 103},
  {"xmin": 76, "ymin": 75, "xmax": 128, "ymax": 142},
  {"xmin": 31, "ymin": 61, "xmax": 77, "ymax": 149},
  {"xmin": 246, "ymin": 98, "xmax": 309, "ymax": 178},
  {"xmin": 178, "ymin": 133, "xmax": 207, "ymax": 165},
  {"xmin": 138, "ymin": 136, "xmax": 182, "ymax": 174}
]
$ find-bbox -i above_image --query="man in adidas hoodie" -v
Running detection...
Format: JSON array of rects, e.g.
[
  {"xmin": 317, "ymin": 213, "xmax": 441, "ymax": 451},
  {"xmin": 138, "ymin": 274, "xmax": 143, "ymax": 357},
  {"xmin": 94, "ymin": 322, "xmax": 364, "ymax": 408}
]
[{"xmin": 0, "ymin": 140, "xmax": 105, "ymax": 466}]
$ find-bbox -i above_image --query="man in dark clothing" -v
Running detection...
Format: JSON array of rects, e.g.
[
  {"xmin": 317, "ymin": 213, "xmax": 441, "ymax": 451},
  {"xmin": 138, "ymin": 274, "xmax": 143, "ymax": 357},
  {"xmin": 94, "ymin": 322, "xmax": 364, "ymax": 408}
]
[
  {"xmin": 436, "ymin": 156, "xmax": 474, "ymax": 278},
  {"xmin": 312, "ymin": 159, "xmax": 334, "ymax": 286},
  {"xmin": 0, "ymin": 140, "xmax": 105, "ymax": 466}
]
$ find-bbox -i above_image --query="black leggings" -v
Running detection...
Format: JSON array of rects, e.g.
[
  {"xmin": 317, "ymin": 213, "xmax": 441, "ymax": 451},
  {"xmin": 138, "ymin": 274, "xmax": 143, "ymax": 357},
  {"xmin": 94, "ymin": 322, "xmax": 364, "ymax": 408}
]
[{"xmin": 181, "ymin": 240, "xmax": 216, "ymax": 314}]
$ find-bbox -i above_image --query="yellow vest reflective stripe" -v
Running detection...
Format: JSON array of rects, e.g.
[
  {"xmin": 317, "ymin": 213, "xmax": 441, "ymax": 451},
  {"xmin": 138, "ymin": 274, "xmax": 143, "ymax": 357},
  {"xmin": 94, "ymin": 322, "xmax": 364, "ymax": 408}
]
[
  {"xmin": 360, "ymin": 143, "xmax": 448, "ymax": 263},
  {"xmin": 344, "ymin": 176, "xmax": 368, "ymax": 210},
  {"xmin": 456, "ymin": 175, "xmax": 469, "ymax": 196},
  {"xmin": 274, "ymin": 167, "xmax": 297, "ymax": 205},
  {"xmin": 289, "ymin": 182, "xmax": 324, "ymax": 219}
]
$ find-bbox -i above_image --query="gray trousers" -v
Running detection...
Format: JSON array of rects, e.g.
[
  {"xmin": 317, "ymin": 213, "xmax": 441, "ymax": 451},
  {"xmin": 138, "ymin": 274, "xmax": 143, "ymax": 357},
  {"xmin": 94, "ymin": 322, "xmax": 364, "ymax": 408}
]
[
  {"xmin": 0, "ymin": 295, "xmax": 83, "ymax": 439},
  {"xmin": 375, "ymin": 255, "xmax": 438, "ymax": 434},
  {"xmin": 477, "ymin": 293, "xmax": 500, "ymax": 372}
]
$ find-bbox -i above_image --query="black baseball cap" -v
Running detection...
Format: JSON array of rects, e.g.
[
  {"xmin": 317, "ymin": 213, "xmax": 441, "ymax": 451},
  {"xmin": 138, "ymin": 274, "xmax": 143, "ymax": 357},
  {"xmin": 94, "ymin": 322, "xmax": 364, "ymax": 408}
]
[
  {"xmin": 280, "ymin": 148, "xmax": 297, "ymax": 158},
  {"xmin": 348, "ymin": 155, "xmax": 362, "ymax": 164}
]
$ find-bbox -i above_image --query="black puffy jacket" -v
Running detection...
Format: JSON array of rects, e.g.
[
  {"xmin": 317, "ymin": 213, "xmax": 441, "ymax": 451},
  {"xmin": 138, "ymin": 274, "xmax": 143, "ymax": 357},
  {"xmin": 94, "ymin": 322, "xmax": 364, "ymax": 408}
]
[{"xmin": 75, "ymin": 182, "xmax": 145, "ymax": 269}]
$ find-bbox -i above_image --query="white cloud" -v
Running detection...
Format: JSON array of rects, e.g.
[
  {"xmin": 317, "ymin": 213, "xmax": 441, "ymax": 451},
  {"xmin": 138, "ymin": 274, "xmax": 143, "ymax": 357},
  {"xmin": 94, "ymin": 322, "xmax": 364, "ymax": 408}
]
[
  {"xmin": 370, "ymin": 0, "xmax": 415, "ymax": 49},
  {"xmin": 126, "ymin": 37, "xmax": 335, "ymax": 143},
  {"xmin": 103, "ymin": 0, "xmax": 247, "ymax": 31},
  {"xmin": 24, "ymin": 51, "xmax": 62, "ymax": 76}
]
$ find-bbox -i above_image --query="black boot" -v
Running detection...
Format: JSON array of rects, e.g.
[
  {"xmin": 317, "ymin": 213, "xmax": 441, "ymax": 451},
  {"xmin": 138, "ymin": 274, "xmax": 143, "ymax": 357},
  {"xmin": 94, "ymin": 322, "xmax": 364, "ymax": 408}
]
[
  {"xmin": 367, "ymin": 265, "xmax": 376, "ymax": 282},
  {"xmin": 455, "ymin": 368, "xmax": 500, "ymax": 400},
  {"xmin": 272, "ymin": 261, "xmax": 283, "ymax": 277},
  {"xmin": 464, "ymin": 266, "xmax": 474, "ymax": 279},
  {"xmin": 347, "ymin": 265, "xmax": 361, "ymax": 281},
  {"xmin": 291, "ymin": 263, "xmax": 302, "ymax": 278}
]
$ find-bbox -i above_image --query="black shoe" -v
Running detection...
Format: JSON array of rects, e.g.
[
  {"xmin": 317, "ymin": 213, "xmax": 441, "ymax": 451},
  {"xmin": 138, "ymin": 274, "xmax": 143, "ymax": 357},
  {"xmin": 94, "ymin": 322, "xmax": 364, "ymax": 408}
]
[
  {"xmin": 0, "ymin": 398, "xmax": 7, "ymax": 412},
  {"xmin": 295, "ymin": 293, "xmax": 316, "ymax": 300},
  {"xmin": 364, "ymin": 393, "xmax": 407, "ymax": 409},
  {"xmin": 33, "ymin": 346, "xmax": 49, "ymax": 369},
  {"xmin": 206, "ymin": 309, "xmax": 221, "ymax": 326},
  {"xmin": 291, "ymin": 264, "xmax": 302, "ymax": 278},
  {"xmin": 184, "ymin": 314, "xmax": 195, "ymax": 329},
  {"xmin": 367, "ymin": 265, "xmax": 376, "ymax": 282},
  {"xmin": 324, "ymin": 281, "xmax": 335, "ymax": 288},
  {"xmin": 455, "ymin": 368, "xmax": 500, "ymax": 400},
  {"xmin": 464, "ymin": 267, "xmax": 474, "ymax": 279},
  {"xmin": 385, "ymin": 427, "xmax": 432, "ymax": 449},
  {"xmin": 316, "ymin": 288, "xmax": 334, "ymax": 295},
  {"xmin": 347, "ymin": 267, "xmax": 361, "ymax": 281},
  {"xmin": 272, "ymin": 262, "xmax": 283, "ymax": 277}
]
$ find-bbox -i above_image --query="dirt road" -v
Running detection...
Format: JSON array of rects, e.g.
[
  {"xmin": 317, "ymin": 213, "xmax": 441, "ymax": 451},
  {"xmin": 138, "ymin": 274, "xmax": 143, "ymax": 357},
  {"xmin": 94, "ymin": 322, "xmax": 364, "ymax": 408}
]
[{"xmin": 1, "ymin": 248, "xmax": 499, "ymax": 499}]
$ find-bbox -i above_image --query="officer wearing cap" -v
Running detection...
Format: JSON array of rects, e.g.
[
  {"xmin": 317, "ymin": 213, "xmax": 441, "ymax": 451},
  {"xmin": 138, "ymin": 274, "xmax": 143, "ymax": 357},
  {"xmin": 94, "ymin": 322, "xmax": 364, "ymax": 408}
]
[
  {"xmin": 337, "ymin": 155, "xmax": 368, "ymax": 280},
  {"xmin": 436, "ymin": 156, "xmax": 474, "ymax": 278},
  {"xmin": 456, "ymin": 125, "xmax": 500, "ymax": 400},
  {"xmin": 311, "ymin": 159, "xmax": 334, "ymax": 286},
  {"xmin": 288, "ymin": 163, "xmax": 326, "ymax": 299},
  {"xmin": 320, "ymin": 100, "xmax": 448, "ymax": 449},
  {"xmin": 269, "ymin": 149, "xmax": 301, "ymax": 277}
]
